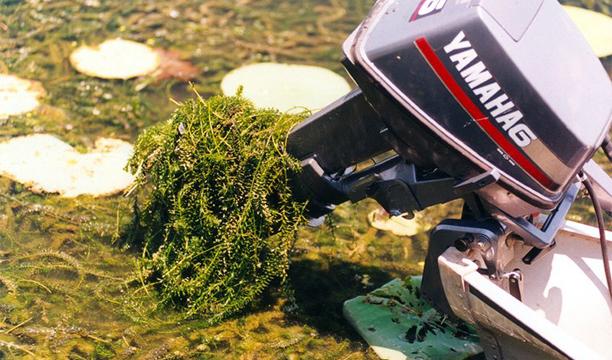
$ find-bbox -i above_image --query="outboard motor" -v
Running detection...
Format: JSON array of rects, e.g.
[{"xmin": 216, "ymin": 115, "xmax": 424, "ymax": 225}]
[
  {"xmin": 289, "ymin": 0, "xmax": 611, "ymax": 221},
  {"xmin": 287, "ymin": 1, "xmax": 612, "ymax": 358}
]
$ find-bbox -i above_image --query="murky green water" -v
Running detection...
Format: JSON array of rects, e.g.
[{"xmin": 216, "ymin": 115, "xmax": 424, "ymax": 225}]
[{"xmin": 0, "ymin": 0, "xmax": 609, "ymax": 359}]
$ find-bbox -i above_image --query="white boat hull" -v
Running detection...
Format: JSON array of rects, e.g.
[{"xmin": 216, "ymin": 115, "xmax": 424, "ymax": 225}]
[{"xmin": 439, "ymin": 221, "xmax": 612, "ymax": 359}]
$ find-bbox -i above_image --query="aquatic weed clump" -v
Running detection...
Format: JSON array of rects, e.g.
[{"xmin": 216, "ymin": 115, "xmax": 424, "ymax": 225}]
[{"xmin": 127, "ymin": 94, "xmax": 307, "ymax": 322}]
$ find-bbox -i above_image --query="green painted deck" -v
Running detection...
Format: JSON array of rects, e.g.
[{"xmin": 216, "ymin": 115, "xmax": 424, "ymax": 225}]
[{"xmin": 343, "ymin": 278, "xmax": 483, "ymax": 360}]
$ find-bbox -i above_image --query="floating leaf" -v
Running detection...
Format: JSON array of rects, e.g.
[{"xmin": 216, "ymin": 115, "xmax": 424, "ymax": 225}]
[
  {"xmin": 70, "ymin": 38, "xmax": 161, "ymax": 79},
  {"xmin": 368, "ymin": 208, "xmax": 431, "ymax": 237},
  {"xmin": 153, "ymin": 49, "xmax": 200, "ymax": 81},
  {"xmin": 563, "ymin": 5, "xmax": 612, "ymax": 58},
  {"xmin": 0, "ymin": 134, "xmax": 134, "ymax": 197},
  {"xmin": 221, "ymin": 63, "xmax": 351, "ymax": 113},
  {"xmin": 0, "ymin": 74, "xmax": 45, "ymax": 118}
]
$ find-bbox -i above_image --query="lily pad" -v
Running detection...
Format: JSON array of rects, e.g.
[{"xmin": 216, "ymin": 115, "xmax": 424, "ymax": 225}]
[
  {"xmin": 220, "ymin": 63, "xmax": 351, "ymax": 113},
  {"xmin": 0, "ymin": 74, "xmax": 45, "ymax": 118},
  {"xmin": 70, "ymin": 38, "xmax": 161, "ymax": 79},
  {"xmin": 368, "ymin": 208, "xmax": 430, "ymax": 237},
  {"xmin": 153, "ymin": 49, "xmax": 199, "ymax": 81},
  {"xmin": 0, "ymin": 134, "xmax": 134, "ymax": 197},
  {"xmin": 563, "ymin": 5, "xmax": 612, "ymax": 58}
]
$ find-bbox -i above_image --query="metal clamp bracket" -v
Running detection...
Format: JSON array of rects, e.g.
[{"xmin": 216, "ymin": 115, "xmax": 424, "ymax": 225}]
[{"xmin": 497, "ymin": 182, "xmax": 581, "ymax": 249}]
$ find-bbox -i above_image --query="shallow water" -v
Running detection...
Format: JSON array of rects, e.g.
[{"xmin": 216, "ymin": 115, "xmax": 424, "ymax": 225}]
[{"xmin": 0, "ymin": 0, "xmax": 610, "ymax": 359}]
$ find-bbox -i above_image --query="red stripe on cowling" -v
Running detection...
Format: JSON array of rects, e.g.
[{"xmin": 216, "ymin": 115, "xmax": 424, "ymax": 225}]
[{"xmin": 414, "ymin": 37, "xmax": 554, "ymax": 189}]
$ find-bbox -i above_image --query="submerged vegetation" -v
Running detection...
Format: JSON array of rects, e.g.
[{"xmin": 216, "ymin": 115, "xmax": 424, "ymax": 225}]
[{"xmin": 126, "ymin": 95, "xmax": 307, "ymax": 322}]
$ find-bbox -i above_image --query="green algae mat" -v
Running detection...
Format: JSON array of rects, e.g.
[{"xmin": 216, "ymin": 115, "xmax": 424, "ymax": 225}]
[{"xmin": 344, "ymin": 278, "xmax": 482, "ymax": 360}]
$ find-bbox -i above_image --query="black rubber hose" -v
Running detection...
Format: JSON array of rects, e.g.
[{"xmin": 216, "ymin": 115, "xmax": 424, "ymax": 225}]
[
  {"xmin": 582, "ymin": 176, "xmax": 612, "ymax": 301},
  {"xmin": 602, "ymin": 135, "xmax": 612, "ymax": 163}
]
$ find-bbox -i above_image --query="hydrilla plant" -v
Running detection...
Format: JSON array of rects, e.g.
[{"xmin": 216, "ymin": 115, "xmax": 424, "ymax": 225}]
[{"xmin": 127, "ymin": 94, "xmax": 307, "ymax": 322}]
